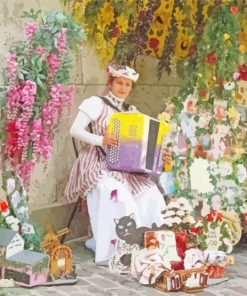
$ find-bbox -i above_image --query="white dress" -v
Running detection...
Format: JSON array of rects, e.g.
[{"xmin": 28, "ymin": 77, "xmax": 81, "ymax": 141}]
[{"xmin": 65, "ymin": 92, "xmax": 166, "ymax": 264}]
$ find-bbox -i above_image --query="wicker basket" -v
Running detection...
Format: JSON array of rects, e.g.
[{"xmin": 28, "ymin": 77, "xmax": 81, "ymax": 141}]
[
  {"xmin": 176, "ymin": 266, "xmax": 208, "ymax": 293},
  {"xmin": 206, "ymin": 265, "xmax": 225, "ymax": 278},
  {"xmin": 149, "ymin": 270, "xmax": 181, "ymax": 292}
]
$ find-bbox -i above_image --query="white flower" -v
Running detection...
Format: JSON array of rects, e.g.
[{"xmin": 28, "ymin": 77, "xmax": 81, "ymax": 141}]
[
  {"xmin": 10, "ymin": 223, "xmax": 19, "ymax": 232},
  {"xmin": 177, "ymin": 198, "xmax": 193, "ymax": 212},
  {"xmin": 167, "ymin": 201, "xmax": 180, "ymax": 209},
  {"xmin": 5, "ymin": 215, "xmax": 19, "ymax": 225},
  {"xmin": 163, "ymin": 217, "xmax": 174, "ymax": 226},
  {"xmin": 22, "ymin": 223, "xmax": 35, "ymax": 235},
  {"xmin": 177, "ymin": 210, "xmax": 185, "ymax": 217},
  {"xmin": 5, "ymin": 215, "xmax": 20, "ymax": 232},
  {"xmin": 211, "ymin": 194, "xmax": 222, "ymax": 210},
  {"xmin": 219, "ymin": 162, "xmax": 232, "ymax": 177},
  {"xmin": 183, "ymin": 216, "xmax": 196, "ymax": 224},
  {"xmin": 178, "ymin": 197, "xmax": 189, "ymax": 206},
  {"xmin": 224, "ymin": 81, "xmax": 235, "ymax": 90},
  {"xmin": 11, "ymin": 191, "xmax": 21, "ymax": 208},
  {"xmin": 16, "ymin": 206, "xmax": 29, "ymax": 221},
  {"xmin": 173, "ymin": 217, "xmax": 183, "ymax": 224},
  {"xmin": 166, "ymin": 210, "xmax": 176, "ymax": 217},
  {"xmin": 7, "ymin": 178, "xmax": 15, "ymax": 195},
  {"xmin": 209, "ymin": 162, "xmax": 220, "ymax": 175},
  {"xmin": 237, "ymin": 164, "xmax": 247, "ymax": 183}
]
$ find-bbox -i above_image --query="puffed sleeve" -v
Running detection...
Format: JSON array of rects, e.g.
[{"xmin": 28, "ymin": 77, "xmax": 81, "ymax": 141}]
[{"xmin": 78, "ymin": 96, "xmax": 104, "ymax": 120}]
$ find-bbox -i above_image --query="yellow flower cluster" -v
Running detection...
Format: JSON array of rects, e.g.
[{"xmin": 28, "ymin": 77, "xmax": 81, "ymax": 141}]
[
  {"xmin": 239, "ymin": 18, "xmax": 247, "ymax": 53},
  {"xmin": 186, "ymin": 0, "xmax": 198, "ymax": 28},
  {"xmin": 202, "ymin": 0, "xmax": 214, "ymax": 22},
  {"xmin": 97, "ymin": 2, "xmax": 115, "ymax": 31},
  {"xmin": 174, "ymin": 6, "xmax": 192, "ymax": 60},
  {"xmin": 67, "ymin": 0, "xmax": 246, "ymax": 65},
  {"xmin": 94, "ymin": 2, "xmax": 115, "ymax": 62},
  {"xmin": 145, "ymin": 0, "xmax": 174, "ymax": 58}
]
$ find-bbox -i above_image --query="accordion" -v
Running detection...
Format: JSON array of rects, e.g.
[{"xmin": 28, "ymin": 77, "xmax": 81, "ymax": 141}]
[{"xmin": 106, "ymin": 113, "xmax": 169, "ymax": 175}]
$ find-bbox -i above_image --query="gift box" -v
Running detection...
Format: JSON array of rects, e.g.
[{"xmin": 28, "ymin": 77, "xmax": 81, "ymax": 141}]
[
  {"xmin": 206, "ymin": 265, "xmax": 225, "ymax": 278},
  {"xmin": 144, "ymin": 231, "xmax": 181, "ymax": 262},
  {"xmin": 203, "ymin": 250, "xmax": 226, "ymax": 278}
]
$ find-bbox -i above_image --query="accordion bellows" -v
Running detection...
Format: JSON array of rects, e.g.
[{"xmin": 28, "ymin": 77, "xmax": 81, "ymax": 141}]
[{"xmin": 106, "ymin": 113, "xmax": 169, "ymax": 174}]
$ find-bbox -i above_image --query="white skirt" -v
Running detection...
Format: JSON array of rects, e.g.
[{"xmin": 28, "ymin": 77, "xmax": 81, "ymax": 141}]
[{"xmin": 87, "ymin": 172, "xmax": 166, "ymax": 264}]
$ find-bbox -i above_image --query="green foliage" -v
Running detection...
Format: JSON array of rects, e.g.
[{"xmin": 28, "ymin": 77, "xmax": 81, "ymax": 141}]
[
  {"xmin": 197, "ymin": 5, "xmax": 240, "ymax": 100},
  {"xmin": 0, "ymin": 9, "xmax": 86, "ymax": 252}
]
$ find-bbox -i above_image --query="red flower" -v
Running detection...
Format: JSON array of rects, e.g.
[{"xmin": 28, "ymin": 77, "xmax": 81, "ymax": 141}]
[
  {"xmin": 0, "ymin": 200, "xmax": 9, "ymax": 212},
  {"xmin": 138, "ymin": 11, "xmax": 146, "ymax": 22},
  {"xmin": 189, "ymin": 227, "xmax": 200, "ymax": 233},
  {"xmin": 200, "ymin": 89, "xmax": 207, "ymax": 97},
  {"xmin": 206, "ymin": 53, "xmax": 217, "ymax": 64},
  {"xmin": 239, "ymin": 64, "xmax": 247, "ymax": 81},
  {"xmin": 230, "ymin": 6, "xmax": 238, "ymax": 14},
  {"xmin": 112, "ymin": 27, "xmax": 121, "ymax": 38},
  {"xmin": 216, "ymin": 212, "xmax": 222, "ymax": 222},
  {"xmin": 148, "ymin": 38, "xmax": 159, "ymax": 49},
  {"xmin": 207, "ymin": 212, "xmax": 214, "ymax": 222}
]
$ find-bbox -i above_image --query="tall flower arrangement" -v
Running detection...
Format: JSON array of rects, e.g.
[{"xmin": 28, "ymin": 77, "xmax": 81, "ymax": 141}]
[
  {"xmin": 160, "ymin": 3, "xmax": 247, "ymax": 226},
  {"xmin": 0, "ymin": 10, "xmax": 86, "ymax": 249},
  {"xmin": 1, "ymin": 10, "xmax": 85, "ymax": 186}
]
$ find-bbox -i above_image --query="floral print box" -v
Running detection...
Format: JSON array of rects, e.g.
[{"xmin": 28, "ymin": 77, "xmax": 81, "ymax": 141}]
[{"xmin": 2, "ymin": 250, "xmax": 49, "ymax": 287}]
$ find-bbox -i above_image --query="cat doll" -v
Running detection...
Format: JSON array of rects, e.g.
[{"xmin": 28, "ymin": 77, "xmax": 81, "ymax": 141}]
[{"xmin": 109, "ymin": 213, "xmax": 151, "ymax": 273}]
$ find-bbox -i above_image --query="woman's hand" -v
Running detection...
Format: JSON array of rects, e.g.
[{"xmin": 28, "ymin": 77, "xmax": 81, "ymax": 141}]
[
  {"xmin": 163, "ymin": 148, "xmax": 173, "ymax": 171},
  {"xmin": 102, "ymin": 130, "xmax": 118, "ymax": 146}
]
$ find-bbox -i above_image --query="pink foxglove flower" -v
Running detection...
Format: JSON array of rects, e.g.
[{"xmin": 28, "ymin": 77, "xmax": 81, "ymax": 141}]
[
  {"xmin": 48, "ymin": 53, "xmax": 61, "ymax": 77},
  {"xmin": 5, "ymin": 53, "xmax": 18, "ymax": 83},
  {"xmin": 37, "ymin": 47, "xmax": 46, "ymax": 61},
  {"xmin": 24, "ymin": 22, "xmax": 38, "ymax": 38},
  {"xmin": 55, "ymin": 28, "xmax": 67, "ymax": 57}
]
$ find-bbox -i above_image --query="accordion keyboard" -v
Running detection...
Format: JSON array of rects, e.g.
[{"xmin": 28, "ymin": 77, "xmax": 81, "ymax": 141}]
[
  {"xmin": 158, "ymin": 135, "xmax": 167, "ymax": 167},
  {"xmin": 108, "ymin": 119, "xmax": 120, "ymax": 164}
]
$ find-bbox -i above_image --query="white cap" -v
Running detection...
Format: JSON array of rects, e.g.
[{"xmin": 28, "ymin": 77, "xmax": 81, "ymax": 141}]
[{"xmin": 107, "ymin": 63, "xmax": 139, "ymax": 82}]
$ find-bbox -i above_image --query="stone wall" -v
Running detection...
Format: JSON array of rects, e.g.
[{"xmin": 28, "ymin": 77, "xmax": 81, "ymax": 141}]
[{"xmin": 0, "ymin": 0, "xmax": 181, "ymax": 239}]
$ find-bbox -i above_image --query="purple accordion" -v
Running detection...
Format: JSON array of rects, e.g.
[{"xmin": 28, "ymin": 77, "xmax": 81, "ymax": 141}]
[{"xmin": 106, "ymin": 113, "xmax": 169, "ymax": 175}]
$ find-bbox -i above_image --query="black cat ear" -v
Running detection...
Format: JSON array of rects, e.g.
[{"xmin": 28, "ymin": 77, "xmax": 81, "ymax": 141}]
[
  {"xmin": 129, "ymin": 213, "xmax": 135, "ymax": 219},
  {"xmin": 114, "ymin": 218, "xmax": 119, "ymax": 224}
]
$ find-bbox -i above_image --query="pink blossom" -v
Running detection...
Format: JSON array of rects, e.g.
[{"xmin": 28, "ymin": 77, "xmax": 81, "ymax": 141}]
[
  {"xmin": 24, "ymin": 22, "xmax": 38, "ymax": 38},
  {"xmin": 17, "ymin": 160, "xmax": 35, "ymax": 187},
  {"xmin": 55, "ymin": 28, "xmax": 67, "ymax": 57},
  {"xmin": 37, "ymin": 47, "xmax": 46, "ymax": 61},
  {"xmin": 233, "ymin": 72, "xmax": 240, "ymax": 80},
  {"xmin": 47, "ymin": 53, "xmax": 61, "ymax": 77},
  {"xmin": 5, "ymin": 53, "xmax": 18, "ymax": 83}
]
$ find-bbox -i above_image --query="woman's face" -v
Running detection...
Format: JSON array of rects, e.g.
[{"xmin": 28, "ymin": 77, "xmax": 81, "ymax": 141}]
[{"xmin": 110, "ymin": 76, "xmax": 133, "ymax": 99}]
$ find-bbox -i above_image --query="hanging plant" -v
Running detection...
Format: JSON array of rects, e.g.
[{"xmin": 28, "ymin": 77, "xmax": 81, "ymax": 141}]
[{"xmin": 0, "ymin": 9, "xmax": 86, "ymax": 249}]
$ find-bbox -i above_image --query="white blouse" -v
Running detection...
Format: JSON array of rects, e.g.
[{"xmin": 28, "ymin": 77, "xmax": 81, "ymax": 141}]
[{"xmin": 70, "ymin": 92, "xmax": 138, "ymax": 146}]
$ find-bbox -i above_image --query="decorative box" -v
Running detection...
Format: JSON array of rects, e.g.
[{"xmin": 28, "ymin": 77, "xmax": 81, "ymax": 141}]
[
  {"xmin": 3, "ymin": 250, "xmax": 49, "ymax": 287},
  {"xmin": 144, "ymin": 231, "xmax": 181, "ymax": 262},
  {"xmin": 206, "ymin": 265, "xmax": 225, "ymax": 278}
]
